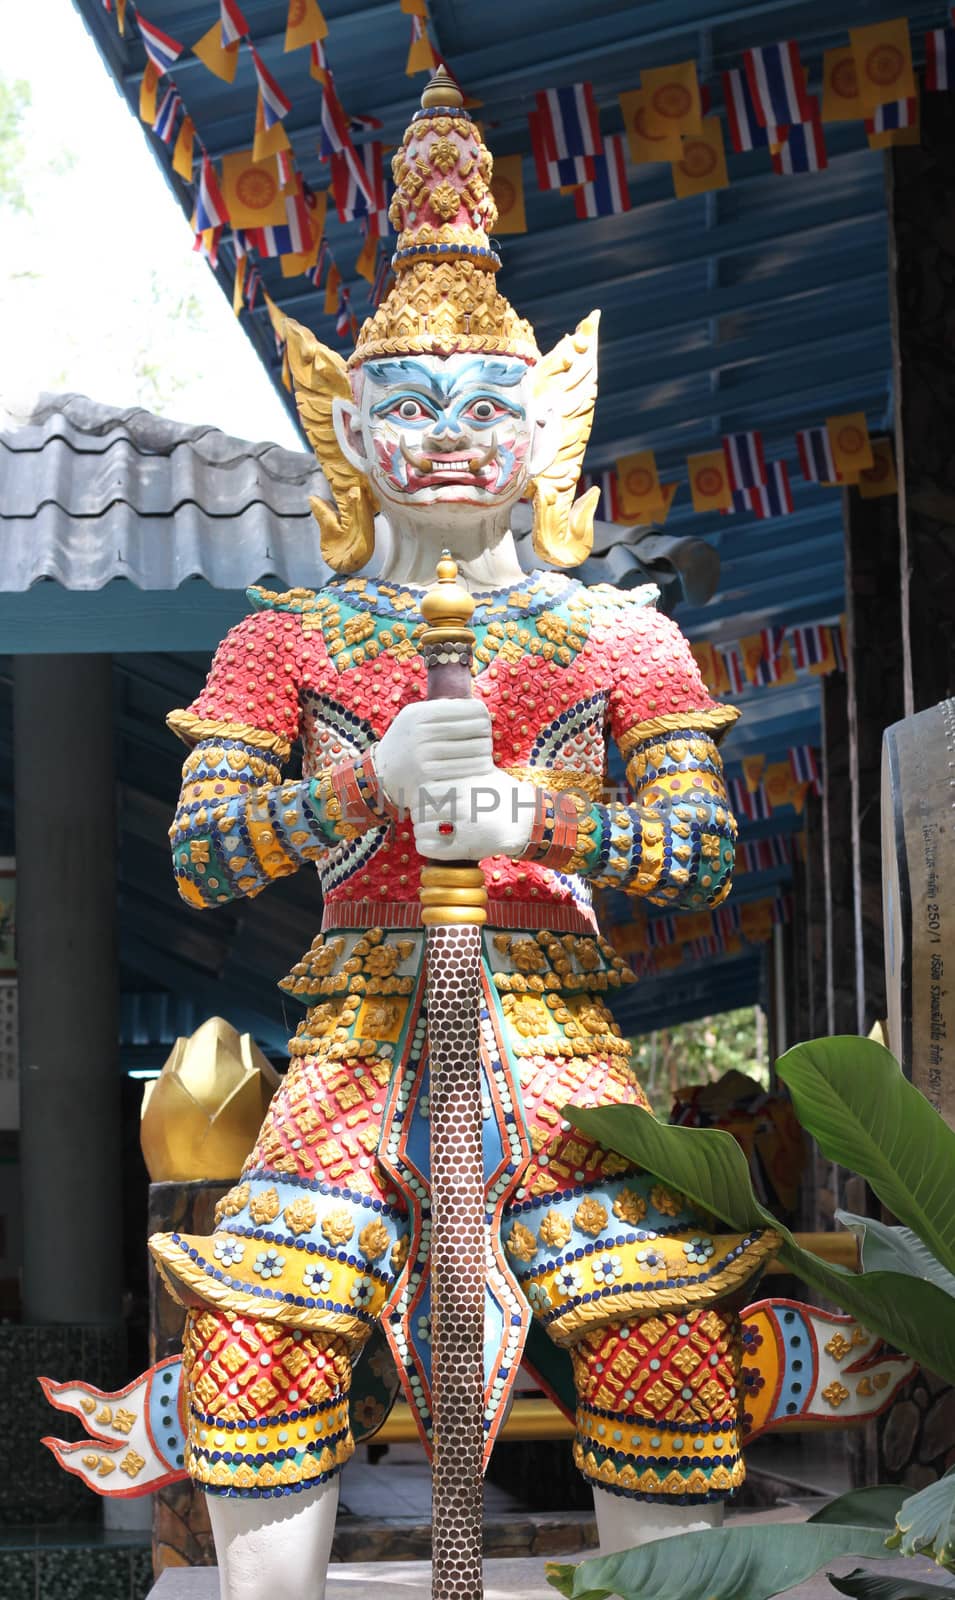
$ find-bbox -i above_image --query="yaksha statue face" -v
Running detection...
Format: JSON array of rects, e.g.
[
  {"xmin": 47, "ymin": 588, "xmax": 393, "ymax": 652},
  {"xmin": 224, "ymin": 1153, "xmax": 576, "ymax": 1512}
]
[
  {"xmin": 336, "ymin": 353, "xmax": 550, "ymax": 517},
  {"xmin": 285, "ymin": 67, "xmax": 602, "ymax": 572}
]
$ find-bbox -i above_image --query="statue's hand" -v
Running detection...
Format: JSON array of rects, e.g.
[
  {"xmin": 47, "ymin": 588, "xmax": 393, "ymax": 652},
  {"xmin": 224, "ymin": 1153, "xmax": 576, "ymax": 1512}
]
[
  {"xmin": 413, "ymin": 774, "xmax": 538, "ymax": 862},
  {"xmin": 373, "ymin": 700, "xmax": 495, "ymax": 810}
]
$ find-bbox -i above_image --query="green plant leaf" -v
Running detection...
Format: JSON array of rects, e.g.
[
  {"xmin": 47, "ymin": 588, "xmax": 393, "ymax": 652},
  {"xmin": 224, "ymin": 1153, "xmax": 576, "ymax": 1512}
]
[
  {"xmin": 893, "ymin": 1471, "xmax": 955, "ymax": 1567},
  {"xmin": 809, "ymin": 1486, "xmax": 909, "ymax": 1530},
  {"xmin": 544, "ymin": 1524, "xmax": 897, "ymax": 1600},
  {"xmin": 836, "ymin": 1213, "xmax": 955, "ymax": 1301},
  {"xmin": 776, "ymin": 1038, "xmax": 955, "ymax": 1279},
  {"xmin": 829, "ymin": 1568, "xmax": 955, "ymax": 1598},
  {"xmin": 566, "ymin": 1103, "xmax": 955, "ymax": 1385}
]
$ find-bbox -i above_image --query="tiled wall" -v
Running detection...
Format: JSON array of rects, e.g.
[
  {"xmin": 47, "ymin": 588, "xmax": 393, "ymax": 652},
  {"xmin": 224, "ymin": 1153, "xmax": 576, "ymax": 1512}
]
[{"xmin": 0, "ymin": 1527, "xmax": 152, "ymax": 1600}]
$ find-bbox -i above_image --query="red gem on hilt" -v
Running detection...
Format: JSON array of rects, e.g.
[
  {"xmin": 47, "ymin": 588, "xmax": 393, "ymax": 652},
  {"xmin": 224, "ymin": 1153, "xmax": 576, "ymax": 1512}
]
[{"xmin": 437, "ymin": 822, "xmax": 455, "ymax": 836}]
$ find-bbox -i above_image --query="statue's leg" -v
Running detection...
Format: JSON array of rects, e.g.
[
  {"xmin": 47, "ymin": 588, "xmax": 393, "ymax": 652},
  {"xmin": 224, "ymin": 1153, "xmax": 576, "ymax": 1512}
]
[
  {"xmin": 182, "ymin": 1307, "xmax": 359, "ymax": 1600},
  {"xmin": 569, "ymin": 1308, "xmax": 742, "ymax": 1555}
]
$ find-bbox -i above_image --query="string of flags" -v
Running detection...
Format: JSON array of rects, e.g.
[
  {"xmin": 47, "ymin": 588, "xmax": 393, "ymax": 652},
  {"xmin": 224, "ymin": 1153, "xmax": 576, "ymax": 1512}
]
[
  {"xmin": 690, "ymin": 617, "xmax": 847, "ymax": 704},
  {"xmin": 608, "ymin": 892, "xmax": 793, "ymax": 975}
]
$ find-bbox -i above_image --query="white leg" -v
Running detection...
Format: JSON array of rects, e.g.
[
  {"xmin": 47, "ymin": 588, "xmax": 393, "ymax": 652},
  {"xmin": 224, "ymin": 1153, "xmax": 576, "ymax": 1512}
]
[
  {"xmin": 206, "ymin": 1475, "xmax": 339, "ymax": 1600},
  {"xmin": 592, "ymin": 1485, "xmax": 723, "ymax": 1556}
]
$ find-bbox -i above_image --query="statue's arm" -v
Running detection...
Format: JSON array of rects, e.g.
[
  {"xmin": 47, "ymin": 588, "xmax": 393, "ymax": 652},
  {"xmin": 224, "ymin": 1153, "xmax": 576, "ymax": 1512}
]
[
  {"xmin": 536, "ymin": 610, "xmax": 739, "ymax": 910},
  {"xmin": 167, "ymin": 613, "xmax": 388, "ymax": 910}
]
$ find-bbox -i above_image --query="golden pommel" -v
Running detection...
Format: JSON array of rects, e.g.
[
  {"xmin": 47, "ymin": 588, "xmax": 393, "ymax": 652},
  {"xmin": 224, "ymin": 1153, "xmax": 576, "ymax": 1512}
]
[
  {"xmin": 420, "ymin": 552, "xmax": 477, "ymax": 642},
  {"xmin": 420, "ymin": 64, "xmax": 464, "ymax": 109},
  {"xmin": 140, "ymin": 1016, "xmax": 280, "ymax": 1183}
]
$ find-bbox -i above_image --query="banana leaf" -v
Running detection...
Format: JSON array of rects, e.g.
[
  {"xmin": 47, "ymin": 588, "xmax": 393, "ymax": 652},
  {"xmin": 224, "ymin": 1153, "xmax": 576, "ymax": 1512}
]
[
  {"xmin": 889, "ymin": 1471, "xmax": 955, "ymax": 1567},
  {"xmin": 809, "ymin": 1487, "xmax": 909, "ymax": 1530},
  {"xmin": 777, "ymin": 1039, "xmax": 955, "ymax": 1280},
  {"xmin": 545, "ymin": 1524, "xmax": 897, "ymax": 1600},
  {"xmin": 836, "ymin": 1212, "xmax": 955, "ymax": 1301},
  {"xmin": 829, "ymin": 1569, "xmax": 955, "ymax": 1598},
  {"xmin": 565, "ymin": 1102, "xmax": 955, "ymax": 1386}
]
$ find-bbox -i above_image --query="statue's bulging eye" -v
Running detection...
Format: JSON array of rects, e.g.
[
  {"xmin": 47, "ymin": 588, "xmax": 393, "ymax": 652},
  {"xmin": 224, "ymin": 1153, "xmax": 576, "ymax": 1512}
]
[
  {"xmin": 396, "ymin": 398, "xmax": 428, "ymax": 421},
  {"xmin": 468, "ymin": 400, "xmax": 498, "ymax": 422}
]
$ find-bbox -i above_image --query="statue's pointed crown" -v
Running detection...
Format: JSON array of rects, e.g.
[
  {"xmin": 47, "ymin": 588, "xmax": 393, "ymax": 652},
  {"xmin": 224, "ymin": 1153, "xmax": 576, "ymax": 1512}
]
[{"xmin": 350, "ymin": 67, "xmax": 539, "ymax": 367}]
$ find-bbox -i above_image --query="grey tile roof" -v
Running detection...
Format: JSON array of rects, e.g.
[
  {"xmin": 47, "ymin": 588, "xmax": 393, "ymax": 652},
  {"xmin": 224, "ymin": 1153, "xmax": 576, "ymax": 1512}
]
[{"xmin": 0, "ymin": 392, "xmax": 714, "ymax": 603}]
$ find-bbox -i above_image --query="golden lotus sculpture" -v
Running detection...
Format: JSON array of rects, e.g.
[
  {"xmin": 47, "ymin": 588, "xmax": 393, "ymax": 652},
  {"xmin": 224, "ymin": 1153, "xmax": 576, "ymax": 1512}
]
[{"xmin": 140, "ymin": 1016, "xmax": 280, "ymax": 1182}]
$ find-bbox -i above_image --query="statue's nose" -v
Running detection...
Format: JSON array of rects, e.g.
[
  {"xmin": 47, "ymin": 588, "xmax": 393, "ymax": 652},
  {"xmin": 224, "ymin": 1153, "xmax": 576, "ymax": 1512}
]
[{"xmin": 425, "ymin": 418, "xmax": 466, "ymax": 451}]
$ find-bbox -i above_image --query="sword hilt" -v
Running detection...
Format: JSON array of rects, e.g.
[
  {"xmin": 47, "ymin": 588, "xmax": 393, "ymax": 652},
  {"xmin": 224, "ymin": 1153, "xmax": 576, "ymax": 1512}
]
[{"xmin": 418, "ymin": 553, "xmax": 488, "ymax": 926}]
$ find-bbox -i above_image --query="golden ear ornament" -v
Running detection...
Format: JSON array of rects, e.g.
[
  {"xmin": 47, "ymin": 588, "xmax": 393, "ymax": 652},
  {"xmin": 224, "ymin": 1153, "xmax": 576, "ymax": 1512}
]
[
  {"xmin": 528, "ymin": 311, "xmax": 601, "ymax": 568},
  {"xmin": 284, "ymin": 317, "xmax": 380, "ymax": 574}
]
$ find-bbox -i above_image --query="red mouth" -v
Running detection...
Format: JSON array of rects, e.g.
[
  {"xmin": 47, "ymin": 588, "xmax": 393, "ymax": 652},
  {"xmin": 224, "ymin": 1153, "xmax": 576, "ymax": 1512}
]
[{"xmin": 404, "ymin": 454, "xmax": 496, "ymax": 492}]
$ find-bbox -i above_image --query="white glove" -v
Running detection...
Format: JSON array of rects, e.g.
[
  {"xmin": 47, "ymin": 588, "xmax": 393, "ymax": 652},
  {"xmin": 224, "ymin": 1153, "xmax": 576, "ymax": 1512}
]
[
  {"xmin": 413, "ymin": 773, "xmax": 538, "ymax": 862},
  {"xmin": 373, "ymin": 700, "xmax": 495, "ymax": 806},
  {"xmin": 371, "ymin": 700, "xmax": 537, "ymax": 861}
]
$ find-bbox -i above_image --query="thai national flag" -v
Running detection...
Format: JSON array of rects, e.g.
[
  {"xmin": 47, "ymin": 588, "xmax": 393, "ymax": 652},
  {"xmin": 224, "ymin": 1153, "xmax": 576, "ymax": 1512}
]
[
  {"xmin": 311, "ymin": 40, "xmax": 328, "ymax": 83},
  {"xmin": 331, "ymin": 142, "xmax": 386, "ymax": 228},
  {"xmin": 250, "ymin": 46, "xmax": 292, "ymax": 128},
  {"xmin": 581, "ymin": 470, "xmax": 620, "ymax": 522},
  {"xmin": 796, "ymin": 426, "xmax": 840, "ymax": 484},
  {"xmin": 573, "ymin": 134, "xmax": 630, "ymax": 218},
  {"xmin": 926, "ymin": 29, "xmax": 955, "ymax": 91},
  {"xmin": 241, "ymin": 189, "xmax": 314, "ymax": 257},
  {"xmin": 529, "ymin": 112, "xmax": 596, "ymax": 191},
  {"xmin": 319, "ymin": 74, "xmax": 376, "ymax": 209},
  {"xmin": 534, "ymin": 83, "xmax": 603, "ymax": 160},
  {"xmin": 743, "ymin": 462, "xmax": 794, "ymax": 518},
  {"xmin": 723, "ymin": 431, "xmax": 767, "ymax": 490},
  {"xmin": 867, "ymin": 97, "xmax": 917, "ymax": 134},
  {"xmin": 152, "ymin": 87, "xmax": 181, "ymax": 144},
  {"xmin": 219, "ymin": 0, "xmax": 247, "ymax": 46},
  {"xmin": 730, "ymin": 778, "xmax": 755, "ymax": 820},
  {"xmin": 744, "ymin": 41, "xmax": 817, "ymax": 128},
  {"xmin": 721, "ymin": 648, "xmax": 746, "ymax": 696},
  {"xmin": 789, "ymin": 746, "xmax": 821, "ymax": 794},
  {"xmin": 831, "ymin": 622, "xmax": 847, "ymax": 673},
  {"xmin": 220, "ymin": 0, "xmax": 248, "ymax": 46},
  {"xmin": 349, "ymin": 112, "xmax": 384, "ymax": 133},
  {"xmin": 335, "ymin": 286, "xmax": 351, "ymax": 338},
  {"xmin": 137, "ymin": 14, "xmax": 183, "ymax": 75},
  {"xmin": 195, "ymin": 156, "xmax": 229, "ymax": 231},
  {"xmin": 722, "ymin": 68, "xmax": 786, "ymax": 152},
  {"xmin": 245, "ymin": 266, "xmax": 262, "ymax": 311},
  {"xmin": 772, "ymin": 120, "xmax": 827, "ymax": 174},
  {"xmin": 307, "ymin": 239, "xmax": 329, "ymax": 289},
  {"xmin": 790, "ymin": 624, "xmax": 828, "ymax": 670}
]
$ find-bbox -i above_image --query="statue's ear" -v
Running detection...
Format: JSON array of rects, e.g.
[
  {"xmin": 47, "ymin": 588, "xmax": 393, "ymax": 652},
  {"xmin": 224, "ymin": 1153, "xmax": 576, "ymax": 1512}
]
[{"xmin": 332, "ymin": 396, "xmax": 368, "ymax": 475}]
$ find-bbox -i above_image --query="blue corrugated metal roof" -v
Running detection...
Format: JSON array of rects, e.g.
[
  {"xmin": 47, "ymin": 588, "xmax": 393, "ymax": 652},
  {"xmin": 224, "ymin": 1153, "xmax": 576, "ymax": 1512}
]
[{"xmin": 59, "ymin": 0, "xmax": 911, "ymax": 1031}]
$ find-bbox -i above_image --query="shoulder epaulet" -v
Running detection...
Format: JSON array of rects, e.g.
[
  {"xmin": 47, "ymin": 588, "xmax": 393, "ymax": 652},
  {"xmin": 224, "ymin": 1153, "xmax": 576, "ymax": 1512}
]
[
  {"xmin": 247, "ymin": 585, "xmax": 317, "ymax": 614},
  {"xmin": 583, "ymin": 581, "xmax": 660, "ymax": 612}
]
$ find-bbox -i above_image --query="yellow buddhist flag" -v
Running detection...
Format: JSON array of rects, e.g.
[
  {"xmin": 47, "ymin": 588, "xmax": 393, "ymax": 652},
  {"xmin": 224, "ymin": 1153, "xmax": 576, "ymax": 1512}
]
[
  {"xmin": 867, "ymin": 107, "xmax": 920, "ymax": 150},
  {"xmin": 324, "ymin": 261, "xmax": 342, "ymax": 316},
  {"xmin": 139, "ymin": 61, "xmax": 159, "ymax": 125},
  {"xmin": 620, "ymin": 481, "xmax": 678, "ymax": 527},
  {"xmin": 742, "ymin": 754, "xmax": 766, "ymax": 794},
  {"xmin": 763, "ymin": 762, "xmax": 795, "ymax": 812},
  {"xmin": 677, "ymin": 911, "xmax": 714, "ymax": 943},
  {"xmin": 619, "ymin": 89, "xmax": 684, "ymax": 164},
  {"xmin": 672, "ymin": 118, "xmax": 729, "ymax": 199},
  {"xmin": 858, "ymin": 437, "xmax": 898, "ymax": 498},
  {"xmin": 263, "ymin": 290, "xmax": 287, "ymax": 343},
  {"xmin": 741, "ymin": 900, "xmax": 774, "ymax": 943},
  {"xmin": 116, "ymin": 0, "xmax": 127, "ymax": 33},
  {"xmin": 284, "ymin": 0, "xmax": 327, "ymax": 51},
  {"xmin": 640, "ymin": 61, "xmax": 703, "ymax": 138},
  {"xmin": 172, "ymin": 114, "xmax": 195, "ymax": 181},
  {"xmin": 826, "ymin": 412, "xmax": 874, "ymax": 480},
  {"xmin": 791, "ymin": 781, "xmax": 810, "ymax": 816},
  {"xmin": 406, "ymin": 23, "xmax": 438, "ymax": 76},
  {"xmin": 772, "ymin": 641, "xmax": 797, "ymax": 687},
  {"xmin": 849, "ymin": 17, "xmax": 915, "ymax": 112},
  {"xmin": 192, "ymin": 20, "xmax": 240, "ymax": 83},
  {"xmin": 281, "ymin": 345, "xmax": 292, "ymax": 391},
  {"xmin": 232, "ymin": 255, "xmax": 247, "ymax": 316},
  {"xmin": 739, "ymin": 635, "xmax": 765, "ymax": 685},
  {"xmin": 355, "ymin": 232, "xmax": 378, "ymax": 283},
  {"xmin": 616, "ymin": 450, "xmax": 665, "ymax": 518},
  {"xmin": 253, "ymin": 95, "xmax": 292, "ymax": 164},
  {"xmin": 490, "ymin": 154, "xmax": 527, "ymax": 233},
  {"xmin": 712, "ymin": 649, "xmax": 730, "ymax": 696},
  {"xmin": 221, "ymin": 150, "xmax": 289, "ymax": 228},
  {"xmin": 687, "ymin": 448, "xmax": 732, "ymax": 513},
  {"xmin": 821, "ymin": 47, "xmax": 865, "ymax": 122},
  {"xmin": 400, "ymin": 0, "xmax": 429, "ymax": 10},
  {"xmin": 690, "ymin": 642, "xmax": 719, "ymax": 692}
]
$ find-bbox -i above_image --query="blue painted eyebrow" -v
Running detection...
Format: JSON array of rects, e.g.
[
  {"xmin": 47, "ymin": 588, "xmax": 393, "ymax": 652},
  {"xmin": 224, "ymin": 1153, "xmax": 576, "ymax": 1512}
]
[{"xmin": 363, "ymin": 356, "xmax": 527, "ymax": 401}]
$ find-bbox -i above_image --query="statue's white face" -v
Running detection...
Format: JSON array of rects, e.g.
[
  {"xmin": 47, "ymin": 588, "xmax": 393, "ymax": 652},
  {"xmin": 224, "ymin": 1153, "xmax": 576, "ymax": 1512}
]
[{"xmin": 333, "ymin": 353, "xmax": 555, "ymax": 524}]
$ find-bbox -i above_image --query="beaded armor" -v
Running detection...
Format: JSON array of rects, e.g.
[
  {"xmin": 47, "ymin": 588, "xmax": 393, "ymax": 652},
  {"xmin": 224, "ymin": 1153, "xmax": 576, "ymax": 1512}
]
[{"xmin": 150, "ymin": 569, "xmax": 778, "ymax": 1504}]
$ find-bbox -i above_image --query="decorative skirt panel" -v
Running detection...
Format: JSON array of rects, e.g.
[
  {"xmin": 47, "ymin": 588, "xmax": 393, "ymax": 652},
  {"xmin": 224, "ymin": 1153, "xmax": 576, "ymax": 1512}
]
[{"xmin": 151, "ymin": 917, "xmax": 775, "ymax": 1500}]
